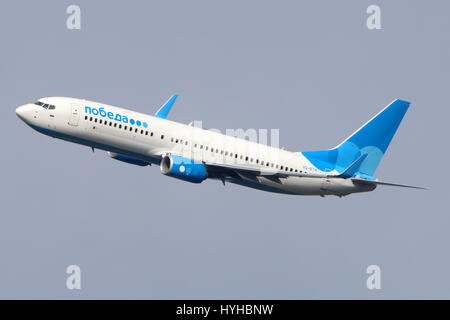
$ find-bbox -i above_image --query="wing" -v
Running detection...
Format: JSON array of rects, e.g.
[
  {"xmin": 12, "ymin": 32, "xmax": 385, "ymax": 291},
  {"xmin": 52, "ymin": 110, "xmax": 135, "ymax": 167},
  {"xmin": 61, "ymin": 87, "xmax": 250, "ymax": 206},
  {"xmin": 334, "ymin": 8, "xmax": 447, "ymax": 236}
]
[
  {"xmin": 204, "ymin": 161, "xmax": 428, "ymax": 190},
  {"xmin": 336, "ymin": 154, "xmax": 368, "ymax": 178},
  {"xmin": 203, "ymin": 161, "xmax": 327, "ymax": 179}
]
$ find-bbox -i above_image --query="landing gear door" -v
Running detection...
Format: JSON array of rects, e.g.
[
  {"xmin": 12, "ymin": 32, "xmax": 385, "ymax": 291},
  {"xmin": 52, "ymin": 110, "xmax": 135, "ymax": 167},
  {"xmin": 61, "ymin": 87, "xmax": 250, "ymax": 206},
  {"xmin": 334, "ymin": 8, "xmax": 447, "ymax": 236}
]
[{"xmin": 68, "ymin": 103, "xmax": 80, "ymax": 126}]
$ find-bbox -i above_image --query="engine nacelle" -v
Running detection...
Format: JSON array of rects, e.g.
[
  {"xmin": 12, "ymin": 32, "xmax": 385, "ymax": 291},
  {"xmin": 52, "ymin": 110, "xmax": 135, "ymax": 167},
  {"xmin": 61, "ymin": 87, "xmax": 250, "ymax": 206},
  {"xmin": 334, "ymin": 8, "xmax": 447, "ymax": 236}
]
[
  {"xmin": 108, "ymin": 152, "xmax": 149, "ymax": 166},
  {"xmin": 160, "ymin": 154, "xmax": 207, "ymax": 183}
]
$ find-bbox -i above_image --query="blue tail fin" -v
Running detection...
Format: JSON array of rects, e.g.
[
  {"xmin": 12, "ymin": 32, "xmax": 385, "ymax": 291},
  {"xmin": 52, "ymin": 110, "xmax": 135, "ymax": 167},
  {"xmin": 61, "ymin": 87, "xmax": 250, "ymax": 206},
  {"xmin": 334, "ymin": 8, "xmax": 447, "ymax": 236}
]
[{"xmin": 302, "ymin": 99, "xmax": 410, "ymax": 179}]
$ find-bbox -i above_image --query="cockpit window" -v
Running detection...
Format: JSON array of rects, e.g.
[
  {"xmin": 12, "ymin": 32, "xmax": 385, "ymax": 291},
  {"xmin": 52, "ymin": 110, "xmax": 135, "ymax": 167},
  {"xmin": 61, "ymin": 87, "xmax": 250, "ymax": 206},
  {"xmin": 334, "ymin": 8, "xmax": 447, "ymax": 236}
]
[{"xmin": 34, "ymin": 101, "xmax": 55, "ymax": 110}]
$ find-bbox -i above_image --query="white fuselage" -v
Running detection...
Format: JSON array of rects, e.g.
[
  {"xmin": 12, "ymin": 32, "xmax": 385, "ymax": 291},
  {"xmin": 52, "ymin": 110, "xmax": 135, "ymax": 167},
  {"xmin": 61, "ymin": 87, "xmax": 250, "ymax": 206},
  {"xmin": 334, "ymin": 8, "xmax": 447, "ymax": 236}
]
[{"xmin": 16, "ymin": 97, "xmax": 374, "ymax": 196}]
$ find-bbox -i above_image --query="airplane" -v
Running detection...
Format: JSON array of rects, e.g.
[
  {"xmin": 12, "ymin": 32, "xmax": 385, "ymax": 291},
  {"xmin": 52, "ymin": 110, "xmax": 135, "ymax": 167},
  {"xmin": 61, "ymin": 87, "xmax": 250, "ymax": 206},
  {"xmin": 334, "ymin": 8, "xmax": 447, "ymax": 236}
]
[{"xmin": 15, "ymin": 95, "xmax": 425, "ymax": 197}]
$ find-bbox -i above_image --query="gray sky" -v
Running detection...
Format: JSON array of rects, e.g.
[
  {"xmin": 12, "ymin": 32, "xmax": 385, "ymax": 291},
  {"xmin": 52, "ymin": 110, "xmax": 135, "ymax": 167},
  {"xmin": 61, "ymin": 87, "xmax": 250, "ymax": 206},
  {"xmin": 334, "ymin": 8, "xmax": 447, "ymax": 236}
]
[{"xmin": 0, "ymin": 0, "xmax": 448, "ymax": 299}]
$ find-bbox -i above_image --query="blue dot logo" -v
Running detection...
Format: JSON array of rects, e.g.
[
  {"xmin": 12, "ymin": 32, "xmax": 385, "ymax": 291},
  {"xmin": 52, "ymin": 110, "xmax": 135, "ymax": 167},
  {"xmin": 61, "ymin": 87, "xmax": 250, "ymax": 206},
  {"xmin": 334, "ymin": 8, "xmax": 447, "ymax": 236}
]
[
  {"xmin": 143, "ymin": 122, "xmax": 148, "ymax": 128},
  {"xmin": 130, "ymin": 119, "xmax": 135, "ymax": 125},
  {"xmin": 136, "ymin": 120, "xmax": 141, "ymax": 126}
]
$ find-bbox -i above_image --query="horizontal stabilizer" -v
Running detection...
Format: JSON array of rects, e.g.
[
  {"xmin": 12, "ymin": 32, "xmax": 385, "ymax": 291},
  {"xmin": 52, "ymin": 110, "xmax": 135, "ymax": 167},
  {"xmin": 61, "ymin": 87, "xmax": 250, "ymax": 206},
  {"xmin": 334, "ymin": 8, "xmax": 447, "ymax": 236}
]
[{"xmin": 352, "ymin": 178, "xmax": 428, "ymax": 190}]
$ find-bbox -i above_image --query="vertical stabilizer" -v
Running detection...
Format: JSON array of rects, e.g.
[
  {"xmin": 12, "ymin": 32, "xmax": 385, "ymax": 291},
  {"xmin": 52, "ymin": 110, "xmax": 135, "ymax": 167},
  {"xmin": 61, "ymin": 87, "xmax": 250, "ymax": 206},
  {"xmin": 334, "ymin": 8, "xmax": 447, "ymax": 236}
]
[{"xmin": 302, "ymin": 99, "xmax": 410, "ymax": 178}]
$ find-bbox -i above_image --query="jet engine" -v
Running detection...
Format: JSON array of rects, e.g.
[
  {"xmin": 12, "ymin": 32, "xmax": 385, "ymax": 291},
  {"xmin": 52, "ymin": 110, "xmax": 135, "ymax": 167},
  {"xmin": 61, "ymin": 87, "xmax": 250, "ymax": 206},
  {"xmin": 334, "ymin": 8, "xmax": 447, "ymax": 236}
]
[{"xmin": 160, "ymin": 154, "xmax": 207, "ymax": 183}]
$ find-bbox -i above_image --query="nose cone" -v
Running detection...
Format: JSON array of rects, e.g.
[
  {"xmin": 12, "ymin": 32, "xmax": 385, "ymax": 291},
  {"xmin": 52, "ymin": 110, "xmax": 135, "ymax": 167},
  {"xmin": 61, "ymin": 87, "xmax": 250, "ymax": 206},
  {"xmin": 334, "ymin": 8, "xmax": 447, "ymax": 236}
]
[
  {"xmin": 16, "ymin": 104, "xmax": 34, "ymax": 122},
  {"xmin": 16, "ymin": 105, "xmax": 26, "ymax": 119}
]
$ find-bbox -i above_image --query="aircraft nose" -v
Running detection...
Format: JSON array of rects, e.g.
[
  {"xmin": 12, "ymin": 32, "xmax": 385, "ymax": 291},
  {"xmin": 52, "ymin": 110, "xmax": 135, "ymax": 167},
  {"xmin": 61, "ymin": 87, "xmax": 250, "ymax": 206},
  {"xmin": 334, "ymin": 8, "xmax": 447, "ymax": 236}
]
[
  {"xmin": 16, "ymin": 104, "xmax": 33, "ymax": 122},
  {"xmin": 16, "ymin": 105, "xmax": 26, "ymax": 118}
]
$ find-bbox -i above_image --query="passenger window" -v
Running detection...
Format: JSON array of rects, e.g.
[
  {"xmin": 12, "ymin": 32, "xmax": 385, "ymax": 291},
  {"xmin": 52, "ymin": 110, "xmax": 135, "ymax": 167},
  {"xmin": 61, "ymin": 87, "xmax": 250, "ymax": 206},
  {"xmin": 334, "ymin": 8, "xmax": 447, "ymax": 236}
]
[
  {"xmin": 109, "ymin": 122, "xmax": 112, "ymax": 126},
  {"xmin": 94, "ymin": 118, "xmax": 97, "ymax": 123},
  {"xmin": 141, "ymin": 130, "xmax": 143, "ymax": 134},
  {"xmin": 89, "ymin": 117, "xmax": 92, "ymax": 121},
  {"xmin": 119, "ymin": 124, "xmax": 122, "ymax": 129},
  {"xmin": 114, "ymin": 123, "xmax": 117, "ymax": 127},
  {"xmin": 151, "ymin": 132, "xmax": 154, "ymax": 136},
  {"xmin": 124, "ymin": 126, "xmax": 127, "ymax": 130},
  {"xmin": 245, "ymin": 156, "xmax": 248, "ymax": 161},
  {"xmin": 161, "ymin": 135, "xmax": 164, "ymax": 139},
  {"xmin": 135, "ymin": 128, "xmax": 138, "ymax": 133},
  {"xmin": 99, "ymin": 119, "xmax": 103, "ymax": 124}
]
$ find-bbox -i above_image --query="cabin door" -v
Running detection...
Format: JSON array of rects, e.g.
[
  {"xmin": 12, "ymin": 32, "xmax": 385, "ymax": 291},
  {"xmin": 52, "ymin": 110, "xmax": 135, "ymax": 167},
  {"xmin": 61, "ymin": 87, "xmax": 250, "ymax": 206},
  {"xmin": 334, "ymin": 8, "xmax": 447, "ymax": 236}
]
[{"xmin": 68, "ymin": 104, "xmax": 80, "ymax": 126}]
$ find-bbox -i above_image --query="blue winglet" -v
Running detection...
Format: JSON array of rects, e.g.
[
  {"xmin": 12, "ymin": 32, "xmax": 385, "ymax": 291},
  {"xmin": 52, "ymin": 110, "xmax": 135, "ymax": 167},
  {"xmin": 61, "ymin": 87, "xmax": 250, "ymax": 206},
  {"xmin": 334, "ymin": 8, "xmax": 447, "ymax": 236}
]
[
  {"xmin": 155, "ymin": 94, "xmax": 178, "ymax": 119},
  {"xmin": 337, "ymin": 153, "xmax": 368, "ymax": 178}
]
